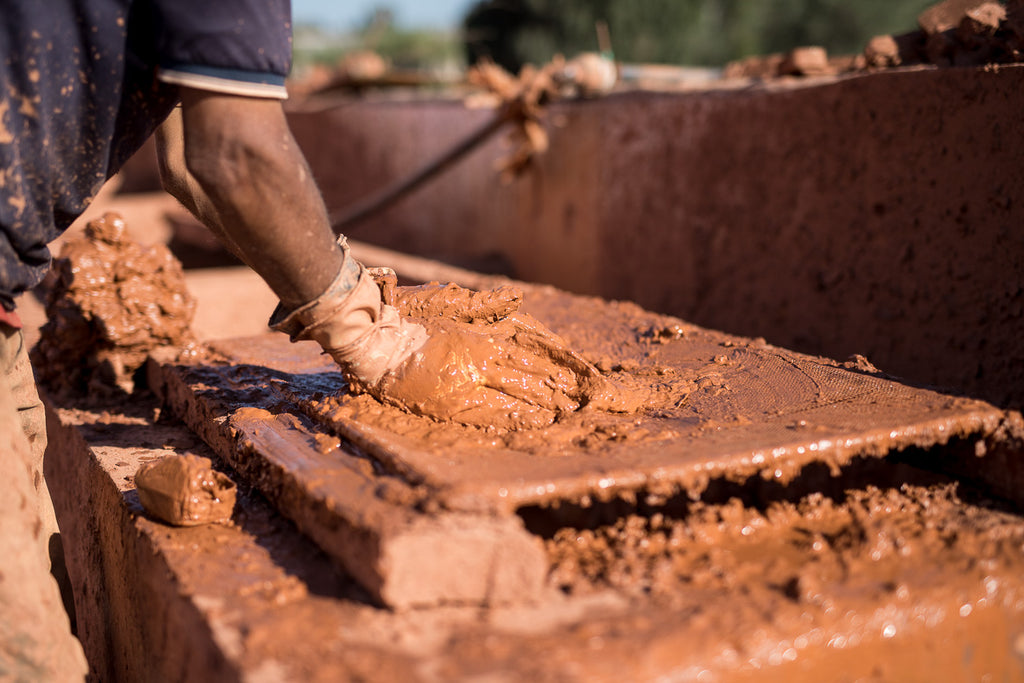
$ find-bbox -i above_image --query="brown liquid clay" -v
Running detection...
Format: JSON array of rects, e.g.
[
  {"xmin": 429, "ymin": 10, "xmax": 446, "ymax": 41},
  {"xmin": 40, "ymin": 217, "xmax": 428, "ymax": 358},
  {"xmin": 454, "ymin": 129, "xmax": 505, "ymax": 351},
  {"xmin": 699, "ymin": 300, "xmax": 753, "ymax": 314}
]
[
  {"xmin": 361, "ymin": 277, "xmax": 648, "ymax": 430},
  {"xmin": 31, "ymin": 211, "xmax": 201, "ymax": 397},
  {"xmin": 372, "ymin": 270, "xmax": 523, "ymax": 324},
  {"xmin": 134, "ymin": 454, "xmax": 236, "ymax": 526},
  {"xmin": 545, "ymin": 475, "xmax": 1024, "ymax": 602}
]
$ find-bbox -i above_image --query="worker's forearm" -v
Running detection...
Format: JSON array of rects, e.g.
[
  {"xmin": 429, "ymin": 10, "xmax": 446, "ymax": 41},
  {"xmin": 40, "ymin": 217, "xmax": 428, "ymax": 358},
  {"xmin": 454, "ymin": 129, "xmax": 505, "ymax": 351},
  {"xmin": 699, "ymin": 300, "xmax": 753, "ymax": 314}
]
[
  {"xmin": 168, "ymin": 89, "xmax": 344, "ymax": 309},
  {"xmin": 156, "ymin": 107, "xmax": 255, "ymax": 269}
]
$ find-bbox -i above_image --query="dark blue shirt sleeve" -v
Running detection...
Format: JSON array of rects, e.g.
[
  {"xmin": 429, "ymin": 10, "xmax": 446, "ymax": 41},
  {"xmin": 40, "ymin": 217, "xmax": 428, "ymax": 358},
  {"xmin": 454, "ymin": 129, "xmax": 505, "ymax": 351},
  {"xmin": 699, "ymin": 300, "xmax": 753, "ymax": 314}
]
[{"xmin": 154, "ymin": 0, "xmax": 293, "ymax": 98}]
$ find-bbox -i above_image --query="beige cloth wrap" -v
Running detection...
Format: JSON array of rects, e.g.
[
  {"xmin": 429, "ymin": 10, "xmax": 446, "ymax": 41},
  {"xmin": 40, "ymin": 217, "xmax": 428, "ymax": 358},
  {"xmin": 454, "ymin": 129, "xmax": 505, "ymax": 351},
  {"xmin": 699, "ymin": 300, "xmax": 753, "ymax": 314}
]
[
  {"xmin": 269, "ymin": 245, "xmax": 427, "ymax": 389},
  {"xmin": 1, "ymin": 325, "xmax": 88, "ymax": 681}
]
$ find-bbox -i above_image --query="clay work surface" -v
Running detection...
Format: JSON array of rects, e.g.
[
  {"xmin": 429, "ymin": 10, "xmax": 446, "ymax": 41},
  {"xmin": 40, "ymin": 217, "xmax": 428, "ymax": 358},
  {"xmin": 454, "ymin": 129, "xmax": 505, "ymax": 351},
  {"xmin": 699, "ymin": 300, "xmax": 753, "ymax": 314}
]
[
  {"xmin": 289, "ymin": 65, "xmax": 1024, "ymax": 412},
  {"xmin": 45, "ymin": 393, "xmax": 1024, "ymax": 681},
  {"xmin": 149, "ymin": 282, "xmax": 1023, "ymax": 608}
]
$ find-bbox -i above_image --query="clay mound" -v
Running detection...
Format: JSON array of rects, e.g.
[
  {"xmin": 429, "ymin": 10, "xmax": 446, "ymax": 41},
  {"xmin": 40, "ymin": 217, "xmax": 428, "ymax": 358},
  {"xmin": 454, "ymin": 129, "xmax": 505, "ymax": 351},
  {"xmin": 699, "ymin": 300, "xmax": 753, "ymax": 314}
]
[{"xmin": 31, "ymin": 212, "xmax": 201, "ymax": 398}]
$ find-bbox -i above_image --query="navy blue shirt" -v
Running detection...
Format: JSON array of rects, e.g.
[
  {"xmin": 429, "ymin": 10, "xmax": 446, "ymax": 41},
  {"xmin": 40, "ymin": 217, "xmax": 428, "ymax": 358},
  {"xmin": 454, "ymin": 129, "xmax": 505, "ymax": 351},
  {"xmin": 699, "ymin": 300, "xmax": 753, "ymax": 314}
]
[{"xmin": 0, "ymin": 0, "xmax": 293, "ymax": 310}]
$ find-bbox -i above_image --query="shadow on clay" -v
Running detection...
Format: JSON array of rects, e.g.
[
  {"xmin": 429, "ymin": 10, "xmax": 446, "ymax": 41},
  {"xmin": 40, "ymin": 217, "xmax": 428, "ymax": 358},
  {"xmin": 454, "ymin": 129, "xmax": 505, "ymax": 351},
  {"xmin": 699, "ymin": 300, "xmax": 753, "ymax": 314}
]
[{"xmin": 517, "ymin": 449, "xmax": 1023, "ymax": 540}]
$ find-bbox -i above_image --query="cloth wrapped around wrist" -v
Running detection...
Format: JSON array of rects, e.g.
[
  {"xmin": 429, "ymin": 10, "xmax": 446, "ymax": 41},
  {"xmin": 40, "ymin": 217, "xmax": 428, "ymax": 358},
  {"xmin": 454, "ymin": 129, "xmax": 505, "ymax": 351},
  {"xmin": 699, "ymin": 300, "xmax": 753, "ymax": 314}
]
[{"xmin": 268, "ymin": 252, "xmax": 427, "ymax": 389}]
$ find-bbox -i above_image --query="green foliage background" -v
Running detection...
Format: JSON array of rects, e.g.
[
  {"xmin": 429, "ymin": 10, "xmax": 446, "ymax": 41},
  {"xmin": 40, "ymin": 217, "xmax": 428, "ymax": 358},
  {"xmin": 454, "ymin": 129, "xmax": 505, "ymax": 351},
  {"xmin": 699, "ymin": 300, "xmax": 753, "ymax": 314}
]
[
  {"xmin": 294, "ymin": 0, "xmax": 938, "ymax": 72},
  {"xmin": 293, "ymin": 9, "xmax": 464, "ymax": 73},
  {"xmin": 504, "ymin": 0, "xmax": 934, "ymax": 66}
]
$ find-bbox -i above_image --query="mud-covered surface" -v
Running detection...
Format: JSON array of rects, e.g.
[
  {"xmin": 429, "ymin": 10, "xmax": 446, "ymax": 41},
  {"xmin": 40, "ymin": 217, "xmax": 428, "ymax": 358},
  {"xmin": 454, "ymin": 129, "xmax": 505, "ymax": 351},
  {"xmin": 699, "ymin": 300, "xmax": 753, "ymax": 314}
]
[
  {"xmin": 167, "ymin": 284, "xmax": 1021, "ymax": 514},
  {"xmin": 31, "ymin": 212, "xmax": 201, "ymax": 397},
  {"xmin": 47, "ymin": 388, "xmax": 1024, "ymax": 681},
  {"xmin": 35, "ymin": 228, "xmax": 1024, "ymax": 677},
  {"xmin": 146, "ymin": 278, "xmax": 1024, "ymax": 616},
  {"xmin": 545, "ymin": 472, "xmax": 1024, "ymax": 602}
]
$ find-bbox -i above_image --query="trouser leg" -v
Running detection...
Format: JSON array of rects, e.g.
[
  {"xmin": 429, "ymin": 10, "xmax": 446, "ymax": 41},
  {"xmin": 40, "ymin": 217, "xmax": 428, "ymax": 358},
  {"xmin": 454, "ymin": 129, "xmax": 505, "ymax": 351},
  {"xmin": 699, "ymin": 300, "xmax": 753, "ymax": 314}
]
[
  {"xmin": 0, "ymin": 325, "xmax": 88, "ymax": 681},
  {"xmin": 2, "ymin": 326, "xmax": 61, "ymax": 567}
]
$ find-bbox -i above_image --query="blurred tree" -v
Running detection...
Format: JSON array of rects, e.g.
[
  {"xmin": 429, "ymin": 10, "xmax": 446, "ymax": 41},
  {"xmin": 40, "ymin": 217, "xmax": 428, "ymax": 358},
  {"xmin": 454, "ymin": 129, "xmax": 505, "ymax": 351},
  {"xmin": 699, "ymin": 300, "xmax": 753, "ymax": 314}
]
[
  {"xmin": 463, "ymin": 0, "xmax": 552, "ymax": 73},
  {"xmin": 362, "ymin": 7, "xmax": 396, "ymax": 36},
  {"xmin": 461, "ymin": 0, "xmax": 935, "ymax": 68},
  {"xmin": 355, "ymin": 5, "xmax": 462, "ymax": 70},
  {"xmin": 293, "ymin": 6, "xmax": 463, "ymax": 74}
]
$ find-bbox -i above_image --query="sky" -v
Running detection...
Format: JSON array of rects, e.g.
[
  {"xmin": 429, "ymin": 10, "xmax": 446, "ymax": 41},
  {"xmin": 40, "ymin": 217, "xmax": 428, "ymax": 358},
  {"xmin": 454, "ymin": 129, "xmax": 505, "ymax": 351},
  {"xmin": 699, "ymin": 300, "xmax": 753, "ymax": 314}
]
[{"xmin": 291, "ymin": 0, "xmax": 477, "ymax": 30}]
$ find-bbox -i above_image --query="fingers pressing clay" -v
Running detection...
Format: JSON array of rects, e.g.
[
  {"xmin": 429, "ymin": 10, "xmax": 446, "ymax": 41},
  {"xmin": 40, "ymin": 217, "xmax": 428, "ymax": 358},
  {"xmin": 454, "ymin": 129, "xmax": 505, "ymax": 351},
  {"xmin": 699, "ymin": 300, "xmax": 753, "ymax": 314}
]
[
  {"xmin": 317, "ymin": 274, "xmax": 644, "ymax": 430},
  {"xmin": 366, "ymin": 312, "xmax": 645, "ymax": 430}
]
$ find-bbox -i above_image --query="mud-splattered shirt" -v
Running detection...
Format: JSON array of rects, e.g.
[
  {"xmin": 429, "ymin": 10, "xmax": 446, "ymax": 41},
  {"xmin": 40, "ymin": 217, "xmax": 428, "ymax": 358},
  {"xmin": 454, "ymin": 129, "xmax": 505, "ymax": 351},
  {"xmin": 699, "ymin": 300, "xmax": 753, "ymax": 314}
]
[{"xmin": 0, "ymin": 0, "xmax": 293, "ymax": 311}]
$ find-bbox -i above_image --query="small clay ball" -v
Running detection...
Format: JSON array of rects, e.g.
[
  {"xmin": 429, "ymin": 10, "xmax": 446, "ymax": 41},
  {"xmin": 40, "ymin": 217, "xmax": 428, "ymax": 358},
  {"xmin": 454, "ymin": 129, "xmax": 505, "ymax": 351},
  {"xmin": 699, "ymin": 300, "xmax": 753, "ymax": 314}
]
[{"xmin": 135, "ymin": 454, "xmax": 236, "ymax": 526}]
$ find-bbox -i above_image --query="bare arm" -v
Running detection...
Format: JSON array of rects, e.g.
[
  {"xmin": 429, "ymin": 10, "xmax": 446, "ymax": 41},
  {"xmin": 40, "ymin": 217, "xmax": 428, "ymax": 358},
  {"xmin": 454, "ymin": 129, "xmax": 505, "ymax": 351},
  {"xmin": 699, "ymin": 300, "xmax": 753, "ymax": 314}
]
[
  {"xmin": 153, "ymin": 90, "xmax": 629, "ymax": 427},
  {"xmin": 155, "ymin": 88, "xmax": 343, "ymax": 309}
]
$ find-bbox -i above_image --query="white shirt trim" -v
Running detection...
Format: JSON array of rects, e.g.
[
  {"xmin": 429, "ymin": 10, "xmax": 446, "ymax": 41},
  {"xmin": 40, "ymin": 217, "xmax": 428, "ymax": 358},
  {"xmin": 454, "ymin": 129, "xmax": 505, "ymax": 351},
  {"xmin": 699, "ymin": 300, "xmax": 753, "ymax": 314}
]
[{"xmin": 159, "ymin": 69, "xmax": 288, "ymax": 100}]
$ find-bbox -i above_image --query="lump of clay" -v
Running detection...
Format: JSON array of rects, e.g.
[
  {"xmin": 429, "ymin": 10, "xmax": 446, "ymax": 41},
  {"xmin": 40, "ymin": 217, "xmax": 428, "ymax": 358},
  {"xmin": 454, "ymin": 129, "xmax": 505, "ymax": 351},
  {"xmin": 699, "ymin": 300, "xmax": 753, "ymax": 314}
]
[
  {"xmin": 359, "ymin": 279, "xmax": 648, "ymax": 430},
  {"xmin": 370, "ymin": 269, "xmax": 524, "ymax": 324},
  {"xmin": 336, "ymin": 50, "xmax": 389, "ymax": 81},
  {"xmin": 135, "ymin": 454, "xmax": 236, "ymax": 526},
  {"xmin": 31, "ymin": 212, "xmax": 200, "ymax": 397},
  {"xmin": 864, "ymin": 35, "xmax": 903, "ymax": 67},
  {"xmin": 918, "ymin": 0, "xmax": 992, "ymax": 34},
  {"xmin": 865, "ymin": 0, "xmax": 1023, "ymax": 70},
  {"xmin": 778, "ymin": 46, "xmax": 834, "ymax": 76}
]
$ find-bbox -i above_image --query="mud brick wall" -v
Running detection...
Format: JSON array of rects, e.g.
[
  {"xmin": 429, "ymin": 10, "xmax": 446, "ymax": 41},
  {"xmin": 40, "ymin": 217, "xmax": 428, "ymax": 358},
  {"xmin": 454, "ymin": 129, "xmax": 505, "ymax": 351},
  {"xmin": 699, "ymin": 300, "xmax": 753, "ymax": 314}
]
[{"xmin": 288, "ymin": 64, "xmax": 1024, "ymax": 411}]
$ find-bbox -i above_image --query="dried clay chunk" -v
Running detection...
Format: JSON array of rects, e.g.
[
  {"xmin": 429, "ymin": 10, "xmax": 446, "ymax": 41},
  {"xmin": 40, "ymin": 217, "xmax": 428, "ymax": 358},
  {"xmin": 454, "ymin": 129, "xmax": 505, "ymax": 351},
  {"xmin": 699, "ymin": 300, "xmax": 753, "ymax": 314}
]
[{"xmin": 135, "ymin": 454, "xmax": 236, "ymax": 526}]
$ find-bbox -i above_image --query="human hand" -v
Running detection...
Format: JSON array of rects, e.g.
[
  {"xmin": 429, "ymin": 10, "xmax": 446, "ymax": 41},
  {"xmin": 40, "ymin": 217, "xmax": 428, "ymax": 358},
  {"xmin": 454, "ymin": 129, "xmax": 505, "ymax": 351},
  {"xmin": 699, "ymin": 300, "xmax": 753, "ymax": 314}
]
[
  {"xmin": 360, "ymin": 279, "xmax": 642, "ymax": 429},
  {"xmin": 270, "ymin": 259, "xmax": 428, "ymax": 387},
  {"xmin": 274, "ymin": 257, "xmax": 640, "ymax": 429}
]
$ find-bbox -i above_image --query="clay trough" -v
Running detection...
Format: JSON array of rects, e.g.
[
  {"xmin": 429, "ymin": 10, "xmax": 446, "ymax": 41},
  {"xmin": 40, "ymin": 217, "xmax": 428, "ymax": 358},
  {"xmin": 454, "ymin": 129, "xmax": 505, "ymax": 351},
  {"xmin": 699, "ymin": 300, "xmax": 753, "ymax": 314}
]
[{"xmin": 147, "ymin": 251, "xmax": 1023, "ymax": 609}]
